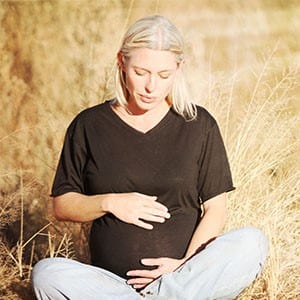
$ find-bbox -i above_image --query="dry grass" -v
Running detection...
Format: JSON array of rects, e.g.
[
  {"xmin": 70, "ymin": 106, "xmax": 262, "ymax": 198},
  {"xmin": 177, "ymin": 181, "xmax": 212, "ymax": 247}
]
[{"xmin": 0, "ymin": 0, "xmax": 299, "ymax": 299}]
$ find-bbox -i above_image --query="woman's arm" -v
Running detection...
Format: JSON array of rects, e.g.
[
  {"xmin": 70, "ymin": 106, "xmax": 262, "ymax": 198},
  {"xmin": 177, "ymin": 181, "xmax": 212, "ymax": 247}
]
[
  {"xmin": 53, "ymin": 192, "xmax": 170, "ymax": 227},
  {"xmin": 53, "ymin": 192, "xmax": 111, "ymax": 222},
  {"xmin": 184, "ymin": 192, "xmax": 227, "ymax": 259}
]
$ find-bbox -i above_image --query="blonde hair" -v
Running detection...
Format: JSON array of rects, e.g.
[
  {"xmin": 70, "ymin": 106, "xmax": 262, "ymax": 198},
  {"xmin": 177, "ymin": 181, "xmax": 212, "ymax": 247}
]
[{"xmin": 114, "ymin": 15, "xmax": 196, "ymax": 120}]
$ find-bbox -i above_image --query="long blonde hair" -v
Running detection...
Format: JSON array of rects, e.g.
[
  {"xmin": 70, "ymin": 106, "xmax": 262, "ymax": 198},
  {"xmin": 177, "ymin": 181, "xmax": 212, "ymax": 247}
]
[{"xmin": 114, "ymin": 15, "xmax": 196, "ymax": 120}]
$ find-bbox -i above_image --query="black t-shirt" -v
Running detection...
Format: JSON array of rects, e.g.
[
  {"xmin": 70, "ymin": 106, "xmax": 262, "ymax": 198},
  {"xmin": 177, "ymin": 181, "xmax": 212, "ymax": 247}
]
[{"xmin": 51, "ymin": 99, "xmax": 235, "ymax": 278}]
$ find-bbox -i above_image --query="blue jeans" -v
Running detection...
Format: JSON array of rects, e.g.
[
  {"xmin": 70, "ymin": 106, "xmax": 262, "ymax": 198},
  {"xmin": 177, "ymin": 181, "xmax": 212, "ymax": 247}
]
[{"xmin": 32, "ymin": 227, "xmax": 268, "ymax": 300}]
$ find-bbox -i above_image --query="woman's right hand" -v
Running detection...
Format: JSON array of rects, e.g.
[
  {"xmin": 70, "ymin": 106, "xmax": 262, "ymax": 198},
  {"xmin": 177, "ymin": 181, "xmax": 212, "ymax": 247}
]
[{"xmin": 105, "ymin": 192, "xmax": 171, "ymax": 230}]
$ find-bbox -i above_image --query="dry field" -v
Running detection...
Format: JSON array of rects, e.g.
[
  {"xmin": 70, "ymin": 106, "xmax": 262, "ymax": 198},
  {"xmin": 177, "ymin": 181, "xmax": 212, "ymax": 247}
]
[{"xmin": 0, "ymin": 0, "xmax": 299, "ymax": 299}]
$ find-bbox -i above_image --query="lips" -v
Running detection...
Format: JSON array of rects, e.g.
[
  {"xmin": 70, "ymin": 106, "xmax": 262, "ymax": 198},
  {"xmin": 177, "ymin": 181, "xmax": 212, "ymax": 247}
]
[{"xmin": 138, "ymin": 94, "xmax": 156, "ymax": 103}]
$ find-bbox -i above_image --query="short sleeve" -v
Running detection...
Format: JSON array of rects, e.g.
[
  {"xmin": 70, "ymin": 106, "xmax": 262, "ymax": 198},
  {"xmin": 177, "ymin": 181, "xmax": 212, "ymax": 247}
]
[
  {"xmin": 198, "ymin": 122, "xmax": 235, "ymax": 202},
  {"xmin": 51, "ymin": 119, "xmax": 87, "ymax": 197}
]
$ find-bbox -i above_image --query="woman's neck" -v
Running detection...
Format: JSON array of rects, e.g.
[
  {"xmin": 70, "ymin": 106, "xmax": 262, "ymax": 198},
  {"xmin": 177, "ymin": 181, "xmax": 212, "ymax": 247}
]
[{"xmin": 111, "ymin": 100, "xmax": 171, "ymax": 133}]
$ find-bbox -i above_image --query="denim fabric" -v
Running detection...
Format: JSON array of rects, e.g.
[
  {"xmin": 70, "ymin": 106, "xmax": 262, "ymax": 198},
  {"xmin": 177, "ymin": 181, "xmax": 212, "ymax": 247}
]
[{"xmin": 32, "ymin": 227, "xmax": 268, "ymax": 300}]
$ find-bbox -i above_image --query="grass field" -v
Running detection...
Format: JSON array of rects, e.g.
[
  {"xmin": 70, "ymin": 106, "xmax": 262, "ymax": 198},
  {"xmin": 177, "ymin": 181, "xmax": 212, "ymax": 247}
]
[{"xmin": 0, "ymin": 1, "xmax": 299, "ymax": 299}]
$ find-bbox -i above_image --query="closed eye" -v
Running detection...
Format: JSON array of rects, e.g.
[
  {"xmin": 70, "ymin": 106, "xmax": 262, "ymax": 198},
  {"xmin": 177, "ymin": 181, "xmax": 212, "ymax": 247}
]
[
  {"xmin": 159, "ymin": 73, "xmax": 171, "ymax": 79},
  {"xmin": 134, "ymin": 67, "xmax": 173, "ymax": 79},
  {"xmin": 134, "ymin": 69, "xmax": 147, "ymax": 76}
]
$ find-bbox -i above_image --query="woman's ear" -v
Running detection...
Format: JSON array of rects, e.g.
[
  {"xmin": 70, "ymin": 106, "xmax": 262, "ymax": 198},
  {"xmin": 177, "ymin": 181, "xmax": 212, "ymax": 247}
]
[
  {"xmin": 177, "ymin": 59, "xmax": 184, "ymax": 71},
  {"xmin": 174, "ymin": 61, "xmax": 184, "ymax": 78},
  {"xmin": 117, "ymin": 51, "xmax": 126, "ymax": 71}
]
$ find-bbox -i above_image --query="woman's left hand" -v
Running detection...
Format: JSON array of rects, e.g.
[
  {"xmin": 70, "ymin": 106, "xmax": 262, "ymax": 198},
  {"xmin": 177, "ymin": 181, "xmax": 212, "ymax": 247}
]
[{"xmin": 126, "ymin": 257, "xmax": 185, "ymax": 289}]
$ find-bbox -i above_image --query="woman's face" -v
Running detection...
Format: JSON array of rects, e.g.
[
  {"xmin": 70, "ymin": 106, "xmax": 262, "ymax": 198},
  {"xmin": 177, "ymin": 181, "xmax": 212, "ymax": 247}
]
[{"xmin": 121, "ymin": 48, "xmax": 179, "ymax": 113}]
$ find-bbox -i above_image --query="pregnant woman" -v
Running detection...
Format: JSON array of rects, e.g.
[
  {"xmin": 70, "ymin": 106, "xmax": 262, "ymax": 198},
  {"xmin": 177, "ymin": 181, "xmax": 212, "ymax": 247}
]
[{"xmin": 32, "ymin": 15, "xmax": 268, "ymax": 300}]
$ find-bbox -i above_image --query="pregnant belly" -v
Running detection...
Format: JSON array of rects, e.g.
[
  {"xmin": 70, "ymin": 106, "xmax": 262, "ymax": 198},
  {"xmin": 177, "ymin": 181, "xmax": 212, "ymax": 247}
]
[{"xmin": 89, "ymin": 209, "xmax": 199, "ymax": 278}]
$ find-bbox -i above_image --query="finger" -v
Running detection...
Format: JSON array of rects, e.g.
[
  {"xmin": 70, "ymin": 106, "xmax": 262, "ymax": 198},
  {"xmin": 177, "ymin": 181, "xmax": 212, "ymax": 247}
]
[
  {"xmin": 141, "ymin": 204, "xmax": 170, "ymax": 218},
  {"xmin": 148, "ymin": 200, "xmax": 169, "ymax": 212},
  {"xmin": 138, "ymin": 193, "xmax": 157, "ymax": 201},
  {"xmin": 127, "ymin": 277, "xmax": 153, "ymax": 285},
  {"xmin": 139, "ymin": 213, "xmax": 166, "ymax": 223},
  {"xmin": 147, "ymin": 207, "xmax": 171, "ymax": 219},
  {"xmin": 127, "ymin": 269, "xmax": 159, "ymax": 279},
  {"xmin": 133, "ymin": 284, "xmax": 148, "ymax": 289},
  {"xmin": 135, "ymin": 219, "xmax": 153, "ymax": 230},
  {"xmin": 140, "ymin": 196, "xmax": 170, "ymax": 216},
  {"xmin": 141, "ymin": 258, "xmax": 163, "ymax": 266},
  {"xmin": 151, "ymin": 203, "xmax": 171, "ymax": 218}
]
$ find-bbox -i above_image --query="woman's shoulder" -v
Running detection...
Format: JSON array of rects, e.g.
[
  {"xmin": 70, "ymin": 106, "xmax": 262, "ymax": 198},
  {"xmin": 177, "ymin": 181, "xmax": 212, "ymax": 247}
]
[
  {"xmin": 190, "ymin": 105, "xmax": 218, "ymax": 130},
  {"xmin": 75, "ymin": 100, "xmax": 111, "ymax": 121},
  {"xmin": 195, "ymin": 105, "xmax": 215, "ymax": 120},
  {"xmin": 171, "ymin": 105, "xmax": 219, "ymax": 137},
  {"xmin": 66, "ymin": 100, "xmax": 112, "ymax": 134}
]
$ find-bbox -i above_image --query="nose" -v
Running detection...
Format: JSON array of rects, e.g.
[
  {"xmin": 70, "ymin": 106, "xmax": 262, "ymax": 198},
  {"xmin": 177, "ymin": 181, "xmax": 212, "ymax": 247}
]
[{"xmin": 145, "ymin": 75, "xmax": 155, "ymax": 93}]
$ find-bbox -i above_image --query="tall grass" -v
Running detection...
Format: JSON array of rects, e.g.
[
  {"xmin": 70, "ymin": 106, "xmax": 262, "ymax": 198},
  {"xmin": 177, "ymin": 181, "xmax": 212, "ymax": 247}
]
[{"xmin": 0, "ymin": 1, "xmax": 299, "ymax": 299}]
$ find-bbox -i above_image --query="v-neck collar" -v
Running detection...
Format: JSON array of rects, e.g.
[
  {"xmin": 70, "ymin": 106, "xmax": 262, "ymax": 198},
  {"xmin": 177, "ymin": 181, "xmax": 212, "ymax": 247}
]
[{"xmin": 105, "ymin": 100, "xmax": 174, "ymax": 137}]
